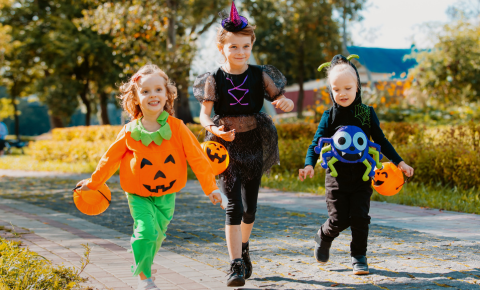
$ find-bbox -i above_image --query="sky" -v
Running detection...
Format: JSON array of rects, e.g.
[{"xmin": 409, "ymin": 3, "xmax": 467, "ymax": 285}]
[
  {"xmin": 350, "ymin": 0, "xmax": 455, "ymax": 48},
  {"xmin": 191, "ymin": 0, "xmax": 457, "ymax": 76}
]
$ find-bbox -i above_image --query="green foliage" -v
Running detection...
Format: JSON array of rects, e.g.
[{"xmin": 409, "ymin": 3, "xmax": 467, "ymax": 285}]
[
  {"xmin": 0, "ymin": 237, "xmax": 87, "ymax": 289},
  {"xmin": 372, "ymin": 181, "xmax": 480, "ymax": 215},
  {"xmin": 79, "ymin": 0, "xmax": 230, "ymax": 122},
  {"xmin": 408, "ymin": 20, "xmax": 480, "ymax": 111},
  {"xmin": 243, "ymin": 0, "xmax": 365, "ymax": 117}
]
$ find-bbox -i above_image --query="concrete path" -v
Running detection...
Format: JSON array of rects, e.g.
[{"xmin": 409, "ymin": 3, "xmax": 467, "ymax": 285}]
[
  {"xmin": 1, "ymin": 170, "xmax": 479, "ymax": 289},
  {"xmin": 0, "ymin": 197, "xmax": 255, "ymax": 290}
]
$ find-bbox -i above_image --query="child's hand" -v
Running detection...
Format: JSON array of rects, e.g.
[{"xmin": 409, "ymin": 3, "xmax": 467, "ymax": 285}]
[
  {"xmin": 272, "ymin": 96, "xmax": 294, "ymax": 112},
  {"xmin": 212, "ymin": 125, "xmax": 235, "ymax": 142},
  {"xmin": 208, "ymin": 190, "xmax": 227, "ymax": 209},
  {"xmin": 299, "ymin": 165, "xmax": 314, "ymax": 181},
  {"xmin": 75, "ymin": 179, "xmax": 92, "ymax": 192},
  {"xmin": 398, "ymin": 161, "xmax": 414, "ymax": 177}
]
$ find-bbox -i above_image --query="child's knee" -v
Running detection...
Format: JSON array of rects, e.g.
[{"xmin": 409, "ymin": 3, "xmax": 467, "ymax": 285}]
[
  {"xmin": 350, "ymin": 215, "xmax": 370, "ymax": 228},
  {"xmin": 242, "ymin": 208, "xmax": 257, "ymax": 224},
  {"xmin": 133, "ymin": 219, "xmax": 158, "ymax": 240}
]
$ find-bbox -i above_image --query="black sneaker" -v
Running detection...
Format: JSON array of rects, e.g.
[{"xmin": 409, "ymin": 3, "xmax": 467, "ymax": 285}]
[
  {"xmin": 352, "ymin": 255, "xmax": 369, "ymax": 275},
  {"xmin": 314, "ymin": 231, "xmax": 331, "ymax": 264},
  {"xmin": 242, "ymin": 242, "xmax": 252, "ymax": 279},
  {"xmin": 226, "ymin": 258, "xmax": 245, "ymax": 287}
]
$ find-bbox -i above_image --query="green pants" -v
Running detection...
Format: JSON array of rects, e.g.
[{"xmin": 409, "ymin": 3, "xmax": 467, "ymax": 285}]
[{"xmin": 127, "ymin": 192, "xmax": 176, "ymax": 278}]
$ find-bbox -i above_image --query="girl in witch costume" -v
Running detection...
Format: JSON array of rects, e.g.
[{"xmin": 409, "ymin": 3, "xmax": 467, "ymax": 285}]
[
  {"xmin": 194, "ymin": 1, "xmax": 294, "ymax": 286},
  {"xmin": 76, "ymin": 65, "xmax": 223, "ymax": 290},
  {"xmin": 299, "ymin": 55, "xmax": 414, "ymax": 275}
]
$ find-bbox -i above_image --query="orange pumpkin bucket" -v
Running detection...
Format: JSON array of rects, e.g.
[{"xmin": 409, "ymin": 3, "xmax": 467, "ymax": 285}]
[
  {"xmin": 73, "ymin": 183, "xmax": 111, "ymax": 215},
  {"xmin": 200, "ymin": 141, "xmax": 230, "ymax": 175},
  {"xmin": 372, "ymin": 162, "xmax": 406, "ymax": 196}
]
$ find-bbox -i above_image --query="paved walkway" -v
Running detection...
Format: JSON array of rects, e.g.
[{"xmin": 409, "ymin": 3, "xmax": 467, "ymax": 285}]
[{"xmin": 0, "ymin": 170, "xmax": 479, "ymax": 289}]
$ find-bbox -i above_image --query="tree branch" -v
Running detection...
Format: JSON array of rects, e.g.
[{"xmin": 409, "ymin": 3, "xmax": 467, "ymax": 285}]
[{"xmin": 197, "ymin": 16, "xmax": 218, "ymax": 36}]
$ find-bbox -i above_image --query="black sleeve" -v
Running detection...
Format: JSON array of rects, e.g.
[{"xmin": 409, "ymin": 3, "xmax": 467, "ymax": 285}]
[{"xmin": 370, "ymin": 107, "xmax": 403, "ymax": 165}]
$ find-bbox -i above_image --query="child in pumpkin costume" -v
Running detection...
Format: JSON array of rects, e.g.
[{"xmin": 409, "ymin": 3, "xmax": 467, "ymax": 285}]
[
  {"xmin": 76, "ymin": 65, "xmax": 222, "ymax": 290},
  {"xmin": 194, "ymin": 2, "xmax": 294, "ymax": 286},
  {"xmin": 299, "ymin": 55, "xmax": 414, "ymax": 275}
]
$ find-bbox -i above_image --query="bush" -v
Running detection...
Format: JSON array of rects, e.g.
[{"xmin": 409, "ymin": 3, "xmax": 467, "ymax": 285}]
[
  {"xmin": 26, "ymin": 121, "xmax": 480, "ymax": 189},
  {"xmin": 0, "ymin": 237, "xmax": 86, "ymax": 289}
]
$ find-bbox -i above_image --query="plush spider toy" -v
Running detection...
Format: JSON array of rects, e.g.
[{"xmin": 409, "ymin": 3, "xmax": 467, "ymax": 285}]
[{"xmin": 314, "ymin": 126, "xmax": 383, "ymax": 181}]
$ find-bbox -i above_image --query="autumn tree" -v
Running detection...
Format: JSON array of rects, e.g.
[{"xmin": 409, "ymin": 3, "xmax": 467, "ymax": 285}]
[
  {"xmin": 1, "ymin": 0, "xmax": 124, "ymax": 127},
  {"xmin": 80, "ymin": 0, "xmax": 230, "ymax": 123},
  {"xmin": 408, "ymin": 20, "xmax": 480, "ymax": 109},
  {"xmin": 243, "ymin": 0, "xmax": 366, "ymax": 118}
]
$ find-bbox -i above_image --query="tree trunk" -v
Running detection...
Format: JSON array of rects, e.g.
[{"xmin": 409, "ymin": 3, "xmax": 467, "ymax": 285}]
[
  {"xmin": 11, "ymin": 95, "xmax": 20, "ymax": 139},
  {"xmin": 166, "ymin": 0, "xmax": 194, "ymax": 123},
  {"xmin": 79, "ymin": 79, "xmax": 91, "ymax": 126},
  {"xmin": 342, "ymin": 0, "xmax": 349, "ymax": 55},
  {"xmin": 166, "ymin": 0, "xmax": 177, "ymax": 50},
  {"xmin": 175, "ymin": 87, "xmax": 195, "ymax": 124},
  {"xmin": 49, "ymin": 115, "xmax": 64, "ymax": 129},
  {"xmin": 296, "ymin": 41, "xmax": 305, "ymax": 119},
  {"xmin": 99, "ymin": 91, "xmax": 110, "ymax": 125}
]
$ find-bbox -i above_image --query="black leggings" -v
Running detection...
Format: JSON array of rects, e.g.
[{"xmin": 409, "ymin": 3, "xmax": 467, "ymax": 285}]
[
  {"xmin": 320, "ymin": 175, "xmax": 373, "ymax": 256},
  {"xmin": 220, "ymin": 176, "xmax": 262, "ymax": 226},
  {"xmin": 0, "ymin": 140, "xmax": 5, "ymax": 152}
]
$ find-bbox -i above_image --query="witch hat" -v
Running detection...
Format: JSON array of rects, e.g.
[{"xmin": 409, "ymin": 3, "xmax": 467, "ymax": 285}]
[{"xmin": 220, "ymin": 1, "xmax": 248, "ymax": 32}]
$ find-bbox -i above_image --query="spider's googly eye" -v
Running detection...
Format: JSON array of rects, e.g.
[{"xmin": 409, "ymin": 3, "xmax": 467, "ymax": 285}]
[
  {"xmin": 353, "ymin": 132, "xmax": 367, "ymax": 151},
  {"xmin": 333, "ymin": 132, "xmax": 352, "ymax": 151}
]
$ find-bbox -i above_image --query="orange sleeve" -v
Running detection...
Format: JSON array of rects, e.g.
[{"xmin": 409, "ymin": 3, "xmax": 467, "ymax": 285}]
[
  {"xmin": 179, "ymin": 121, "xmax": 218, "ymax": 195},
  {"xmin": 86, "ymin": 126, "xmax": 128, "ymax": 190}
]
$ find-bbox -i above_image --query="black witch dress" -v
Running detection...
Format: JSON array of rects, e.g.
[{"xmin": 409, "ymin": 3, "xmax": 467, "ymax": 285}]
[{"xmin": 193, "ymin": 65, "xmax": 286, "ymax": 191}]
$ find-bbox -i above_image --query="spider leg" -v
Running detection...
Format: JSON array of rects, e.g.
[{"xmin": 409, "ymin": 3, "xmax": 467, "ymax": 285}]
[
  {"xmin": 327, "ymin": 156, "xmax": 339, "ymax": 177},
  {"xmin": 368, "ymin": 147, "xmax": 383, "ymax": 169},
  {"xmin": 368, "ymin": 141, "xmax": 383, "ymax": 160},
  {"xmin": 362, "ymin": 154, "xmax": 376, "ymax": 181},
  {"xmin": 320, "ymin": 146, "xmax": 333, "ymax": 169}
]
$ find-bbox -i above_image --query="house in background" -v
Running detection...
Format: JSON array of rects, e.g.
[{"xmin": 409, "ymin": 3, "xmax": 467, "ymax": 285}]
[{"xmin": 280, "ymin": 46, "xmax": 419, "ymax": 114}]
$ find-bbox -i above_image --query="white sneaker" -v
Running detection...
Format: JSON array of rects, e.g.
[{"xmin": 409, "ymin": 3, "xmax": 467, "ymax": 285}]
[{"xmin": 137, "ymin": 278, "xmax": 160, "ymax": 290}]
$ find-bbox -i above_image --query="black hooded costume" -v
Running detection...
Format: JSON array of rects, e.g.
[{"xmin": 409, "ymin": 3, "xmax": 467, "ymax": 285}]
[{"xmin": 304, "ymin": 54, "xmax": 403, "ymax": 256}]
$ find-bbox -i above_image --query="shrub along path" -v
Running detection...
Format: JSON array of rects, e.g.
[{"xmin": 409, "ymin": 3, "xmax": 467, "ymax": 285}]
[{"xmin": 0, "ymin": 170, "xmax": 479, "ymax": 289}]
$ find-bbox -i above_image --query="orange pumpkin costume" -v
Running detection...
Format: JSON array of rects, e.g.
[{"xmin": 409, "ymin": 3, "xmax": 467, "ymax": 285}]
[
  {"xmin": 85, "ymin": 113, "xmax": 218, "ymax": 196},
  {"xmin": 84, "ymin": 111, "xmax": 218, "ymax": 279}
]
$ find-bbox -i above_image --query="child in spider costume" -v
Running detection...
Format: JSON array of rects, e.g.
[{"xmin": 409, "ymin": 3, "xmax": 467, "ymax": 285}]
[
  {"xmin": 299, "ymin": 55, "xmax": 414, "ymax": 275},
  {"xmin": 76, "ymin": 65, "xmax": 223, "ymax": 290},
  {"xmin": 194, "ymin": 1, "xmax": 294, "ymax": 286}
]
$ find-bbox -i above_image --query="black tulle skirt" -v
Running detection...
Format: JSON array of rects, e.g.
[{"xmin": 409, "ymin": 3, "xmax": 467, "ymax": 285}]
[{"xmin": 205, "ymin": 112, "xmax": 280, "ymax": 191}]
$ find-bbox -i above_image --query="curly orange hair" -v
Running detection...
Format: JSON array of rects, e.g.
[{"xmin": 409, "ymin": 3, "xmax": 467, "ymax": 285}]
[{"xmin": 118, "ymin": 65, "xmax": 177, "ymax": 119}]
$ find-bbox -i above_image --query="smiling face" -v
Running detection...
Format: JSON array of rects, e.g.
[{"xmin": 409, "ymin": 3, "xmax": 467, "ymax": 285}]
[
  {"xmin": 332, "ymin": 126, "xmax": 368, "ymax": 162},
  {"xmin": 329, "ymin": 66, "xmax": 358, "ymax": 107},
  {"xmin": 218, "ymin": 33, "xmax": 252, "ymax": 68},
  {"xmin": 135, "ymin": 74, "xmax": 168, "ymax": 117}
]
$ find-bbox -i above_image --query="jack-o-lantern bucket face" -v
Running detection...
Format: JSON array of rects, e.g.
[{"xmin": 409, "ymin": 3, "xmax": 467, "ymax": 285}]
[
  {"xmin": 73, "ymin": 183, "xmax": 111, "ymax": 216},
  {"xmin": 200, "ymin": 141, "xmax": 230, "ymax": 175},
  {"xmin": 372, "ymin": 162, "xmax": 405, "ymax": 196},
  {"xmin": 140, "ymin": 155, "xmax": 178, "ymax": 194}
]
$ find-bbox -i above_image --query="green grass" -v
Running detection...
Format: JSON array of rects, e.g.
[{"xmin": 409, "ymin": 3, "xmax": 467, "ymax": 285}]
[
  {"xmin": 0, "ymin": 153, "xmax": 96, "ymax": 173},
  {"xmin": 262, "ymin": 172, "xmax": 480, "ymax": 215},
  {"xmin": 371, "ymin": 181, "xmax": 480, "ymax": 215},
  {"xmin": 261, "ymin": 171, "xmax": 326, "ymax": 193},
  {"xmin": 3, "ymin": 152, "xmax": 479, "ymax": 215}
]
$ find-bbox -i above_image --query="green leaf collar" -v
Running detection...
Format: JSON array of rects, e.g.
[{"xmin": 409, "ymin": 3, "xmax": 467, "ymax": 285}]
[{"xmin": 126, "ymin": 111, "xmax": 172, "ymax": 146}]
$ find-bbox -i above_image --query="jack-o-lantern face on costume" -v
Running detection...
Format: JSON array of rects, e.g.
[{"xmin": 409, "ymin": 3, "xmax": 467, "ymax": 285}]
[
  {"xmin": 200, "ymin": 141, "xmax": 230, "ymax": 175},
  {"xmin": 372, "ymin": 162, "xmax": 405, "ymax": 196},
  {"xmin": 140, "ymin": 154, "xmax": 177, "ymax": 193}
]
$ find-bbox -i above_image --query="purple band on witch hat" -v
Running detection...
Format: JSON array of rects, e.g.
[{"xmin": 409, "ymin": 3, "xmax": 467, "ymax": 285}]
[{"xmin": 220, "ymin": 1, "xmax": 248, "ymax": 32}]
